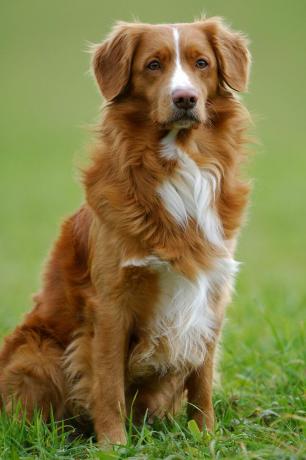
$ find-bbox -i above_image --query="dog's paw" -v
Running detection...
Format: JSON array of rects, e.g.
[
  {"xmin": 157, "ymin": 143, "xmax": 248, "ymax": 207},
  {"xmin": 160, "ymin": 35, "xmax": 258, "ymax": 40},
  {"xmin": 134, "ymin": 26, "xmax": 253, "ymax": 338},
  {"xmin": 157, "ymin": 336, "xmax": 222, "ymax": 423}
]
[{"xmin": 97, "ymin": 428, "xmax": 127, "ymax": 448}]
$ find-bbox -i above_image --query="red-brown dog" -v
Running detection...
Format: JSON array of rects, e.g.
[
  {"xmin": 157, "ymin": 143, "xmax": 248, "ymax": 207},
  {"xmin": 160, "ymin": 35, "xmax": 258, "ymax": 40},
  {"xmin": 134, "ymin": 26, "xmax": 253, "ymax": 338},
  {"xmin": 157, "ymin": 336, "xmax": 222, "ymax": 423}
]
[{"xmin": 0, "ymin": 17, "xmax": 251, "ymax": 445}]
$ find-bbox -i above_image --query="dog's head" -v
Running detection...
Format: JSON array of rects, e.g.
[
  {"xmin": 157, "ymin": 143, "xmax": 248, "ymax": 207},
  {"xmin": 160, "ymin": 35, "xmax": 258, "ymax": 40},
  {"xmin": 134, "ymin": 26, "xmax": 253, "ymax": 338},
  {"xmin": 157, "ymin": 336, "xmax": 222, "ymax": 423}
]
[{"xmin": 92, "ymin": 18, "xmax": 250, "ymax": 129}]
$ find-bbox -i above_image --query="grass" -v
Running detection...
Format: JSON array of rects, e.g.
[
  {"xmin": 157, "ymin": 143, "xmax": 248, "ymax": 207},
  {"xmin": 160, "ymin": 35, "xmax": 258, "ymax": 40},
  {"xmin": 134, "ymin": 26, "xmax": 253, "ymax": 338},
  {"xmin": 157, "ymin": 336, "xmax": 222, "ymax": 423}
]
[
  {"xmin": 0, "ymin": 289, "xmax": 304, "ymax": 459},
  {"xmin": 0, "ymin": 323, "xmax": 304, "ymax": 460},
  {"xmin": 0, "ymin": 0, "xmax": 305, "ymax": 458}
]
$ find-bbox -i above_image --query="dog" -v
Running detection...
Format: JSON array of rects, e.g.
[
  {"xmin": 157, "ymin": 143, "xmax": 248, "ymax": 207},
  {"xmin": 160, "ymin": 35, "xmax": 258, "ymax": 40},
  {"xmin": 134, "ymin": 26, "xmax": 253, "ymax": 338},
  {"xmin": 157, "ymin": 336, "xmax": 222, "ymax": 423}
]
[{"xmin": 0, "ymin": 17, "xmax": 251, "ymax": 445}]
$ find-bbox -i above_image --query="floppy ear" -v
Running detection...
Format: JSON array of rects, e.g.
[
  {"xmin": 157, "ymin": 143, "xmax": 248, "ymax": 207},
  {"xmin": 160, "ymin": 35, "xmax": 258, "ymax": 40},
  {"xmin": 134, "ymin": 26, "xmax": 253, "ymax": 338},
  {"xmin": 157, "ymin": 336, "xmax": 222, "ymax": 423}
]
[
  {"xmin": 92, "ymin": 22, "xmax": 142, "ymax": 100},
  {"xmin": 203, "ymin": 17, "xmax": 251, "ymax": 92}
]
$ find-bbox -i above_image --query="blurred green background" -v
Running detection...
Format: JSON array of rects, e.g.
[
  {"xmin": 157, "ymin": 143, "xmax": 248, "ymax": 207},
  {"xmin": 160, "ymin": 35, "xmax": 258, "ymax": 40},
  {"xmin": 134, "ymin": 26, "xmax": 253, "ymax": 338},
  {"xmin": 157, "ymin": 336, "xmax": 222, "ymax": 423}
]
[{"xmin": 0, "ymin": 0, "xmax": 305, "ymax": 340}]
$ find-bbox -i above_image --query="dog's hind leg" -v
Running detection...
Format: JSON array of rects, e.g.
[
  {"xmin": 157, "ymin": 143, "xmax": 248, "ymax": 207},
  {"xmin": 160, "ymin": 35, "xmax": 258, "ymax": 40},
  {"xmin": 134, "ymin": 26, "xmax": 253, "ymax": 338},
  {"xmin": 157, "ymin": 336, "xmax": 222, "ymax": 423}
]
[{"xmin": 0, "ymin": 326, "xmax": 66, "ymax": 420}]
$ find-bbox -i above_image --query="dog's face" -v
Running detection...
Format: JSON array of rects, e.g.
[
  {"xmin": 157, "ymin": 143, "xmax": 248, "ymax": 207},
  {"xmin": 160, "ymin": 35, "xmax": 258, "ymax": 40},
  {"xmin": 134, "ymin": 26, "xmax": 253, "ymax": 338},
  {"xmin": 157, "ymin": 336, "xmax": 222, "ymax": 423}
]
[{"xmin": 93, "ymin": 18, "xmax": 250, "ymax": 129}]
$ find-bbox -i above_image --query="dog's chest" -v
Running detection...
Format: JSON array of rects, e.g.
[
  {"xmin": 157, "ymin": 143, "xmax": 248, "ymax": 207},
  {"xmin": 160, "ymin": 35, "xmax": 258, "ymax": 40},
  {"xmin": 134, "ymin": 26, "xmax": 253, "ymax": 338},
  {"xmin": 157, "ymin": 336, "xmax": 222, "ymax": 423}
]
[
  {"xmin": 126, "ymin": 139, "xmax": 237, "ymax": 377},
  {"xmin": 128, "ymin": 254, "xmax": 237, "ymax": 378},
  {"xmin": 157, "ymin": 138, "xmax": 223, "ymax": 247}
]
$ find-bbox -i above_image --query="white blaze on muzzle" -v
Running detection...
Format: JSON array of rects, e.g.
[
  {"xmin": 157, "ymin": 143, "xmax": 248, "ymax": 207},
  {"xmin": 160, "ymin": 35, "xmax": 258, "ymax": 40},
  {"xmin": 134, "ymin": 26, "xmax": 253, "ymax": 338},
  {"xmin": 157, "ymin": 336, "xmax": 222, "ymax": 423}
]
[{"xmin": 170, "ymin": 28, "xmax": 195, "ymax": 93}]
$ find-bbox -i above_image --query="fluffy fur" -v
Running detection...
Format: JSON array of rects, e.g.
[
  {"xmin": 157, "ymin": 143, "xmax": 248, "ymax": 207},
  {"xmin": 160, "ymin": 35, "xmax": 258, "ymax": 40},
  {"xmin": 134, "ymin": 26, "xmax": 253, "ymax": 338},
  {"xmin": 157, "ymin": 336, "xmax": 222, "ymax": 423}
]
[{"xmin": 0, "ymin": 17, "xmax": 251, "ymax": 445}]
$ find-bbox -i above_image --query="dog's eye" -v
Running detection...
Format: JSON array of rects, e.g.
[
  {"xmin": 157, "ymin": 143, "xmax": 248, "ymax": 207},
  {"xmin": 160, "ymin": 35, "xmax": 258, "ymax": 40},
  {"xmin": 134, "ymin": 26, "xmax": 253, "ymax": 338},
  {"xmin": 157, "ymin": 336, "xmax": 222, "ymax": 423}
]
[
  {"xmin": 195, "ymin": 59, "xmax": 209, "ymax": 69},
  {"xmin": 147, "ymin": 60, "xmax": 161, "ymax": 71}
]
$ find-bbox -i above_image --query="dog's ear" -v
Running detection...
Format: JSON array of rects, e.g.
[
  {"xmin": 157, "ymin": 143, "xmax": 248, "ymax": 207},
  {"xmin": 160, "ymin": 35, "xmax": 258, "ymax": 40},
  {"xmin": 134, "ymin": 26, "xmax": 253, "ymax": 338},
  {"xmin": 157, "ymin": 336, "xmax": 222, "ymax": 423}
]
[
  {"xmin": 202, "ymin": 17, "xmax": 251, "ymax": 92},
  {"xmin": 92, "ymin": 22, "xmax": 142, "ymax": 101}
]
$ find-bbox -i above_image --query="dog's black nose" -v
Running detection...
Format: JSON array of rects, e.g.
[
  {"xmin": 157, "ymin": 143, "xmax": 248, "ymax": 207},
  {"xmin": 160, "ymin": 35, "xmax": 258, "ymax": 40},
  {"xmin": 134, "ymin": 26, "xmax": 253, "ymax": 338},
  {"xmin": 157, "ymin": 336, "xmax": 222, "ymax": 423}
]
[{"xmin": 172, "ymin": 89, "xmax": 198, "ymax": 110}]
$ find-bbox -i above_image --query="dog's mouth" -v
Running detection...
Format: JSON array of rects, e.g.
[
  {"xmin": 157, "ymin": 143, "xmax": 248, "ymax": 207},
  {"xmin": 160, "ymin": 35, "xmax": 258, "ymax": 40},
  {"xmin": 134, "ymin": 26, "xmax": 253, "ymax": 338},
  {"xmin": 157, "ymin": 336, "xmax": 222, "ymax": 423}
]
[{"xmin": 166, "ymin": 109, "xmax": 201, "ymax": 129}]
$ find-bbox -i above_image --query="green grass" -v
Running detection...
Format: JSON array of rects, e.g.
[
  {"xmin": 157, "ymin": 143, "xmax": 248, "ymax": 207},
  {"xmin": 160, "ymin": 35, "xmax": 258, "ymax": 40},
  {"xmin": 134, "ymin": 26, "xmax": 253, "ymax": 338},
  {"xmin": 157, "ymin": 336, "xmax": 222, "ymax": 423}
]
[
  {"xmin": 0, "ymin": 320, "xmax": 304, "ymax": 459},
  {"xmin": 0, "ymin": 0, "xmax": 305, "ymax": 458}
]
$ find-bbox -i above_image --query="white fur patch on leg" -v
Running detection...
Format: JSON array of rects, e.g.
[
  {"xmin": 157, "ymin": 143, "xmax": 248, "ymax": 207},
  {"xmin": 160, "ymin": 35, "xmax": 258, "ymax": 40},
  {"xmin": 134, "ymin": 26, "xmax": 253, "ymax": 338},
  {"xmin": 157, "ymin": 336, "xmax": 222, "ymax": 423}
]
[{"xmin": 122, "ymin": 256, "xmax": 167, "ymax": 268}]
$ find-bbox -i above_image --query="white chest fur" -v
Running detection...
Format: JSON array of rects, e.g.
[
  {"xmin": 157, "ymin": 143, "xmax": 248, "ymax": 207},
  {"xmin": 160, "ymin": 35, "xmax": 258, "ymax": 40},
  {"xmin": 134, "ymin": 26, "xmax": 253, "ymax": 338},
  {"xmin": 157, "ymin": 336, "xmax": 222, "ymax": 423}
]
[
  {"xmin": 127, "ymin": 257, "xmax": 238, "ymax": 378},
  {"xmin": 125, "ymin": 134, "xmax": 238, "ymax": 377},
  {"xmin": 157, "ymin": 133, "xmax": 224, "ymax": 248}
]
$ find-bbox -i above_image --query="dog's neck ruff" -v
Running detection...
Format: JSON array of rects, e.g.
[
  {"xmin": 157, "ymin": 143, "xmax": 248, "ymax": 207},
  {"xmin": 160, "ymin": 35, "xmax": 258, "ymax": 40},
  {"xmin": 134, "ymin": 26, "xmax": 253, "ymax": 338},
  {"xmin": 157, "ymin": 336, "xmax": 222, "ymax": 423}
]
[{"xmin": 158, "ymin": 131, "xmax": 224, "ymax": 248}]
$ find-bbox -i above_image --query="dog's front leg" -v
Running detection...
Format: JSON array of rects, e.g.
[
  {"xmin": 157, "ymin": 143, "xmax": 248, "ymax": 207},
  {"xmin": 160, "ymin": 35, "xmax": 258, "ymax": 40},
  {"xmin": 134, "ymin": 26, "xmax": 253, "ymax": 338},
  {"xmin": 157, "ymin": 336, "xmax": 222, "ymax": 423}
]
[
  {"xmin": 185, "ymin": 342, "xmax": 216, "ymax": 432},
  {"xmin": 91, "ymin": 308, "xmax": 129, "ymax": 446}
]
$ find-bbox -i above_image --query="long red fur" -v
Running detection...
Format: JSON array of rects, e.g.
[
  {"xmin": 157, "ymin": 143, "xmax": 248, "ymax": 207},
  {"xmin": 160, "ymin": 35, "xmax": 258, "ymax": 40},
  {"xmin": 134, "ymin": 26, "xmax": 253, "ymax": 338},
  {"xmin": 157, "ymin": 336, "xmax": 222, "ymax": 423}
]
[{"xmin": 0, "ymin": 17, "xmax": 251, "ymax": 444}]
